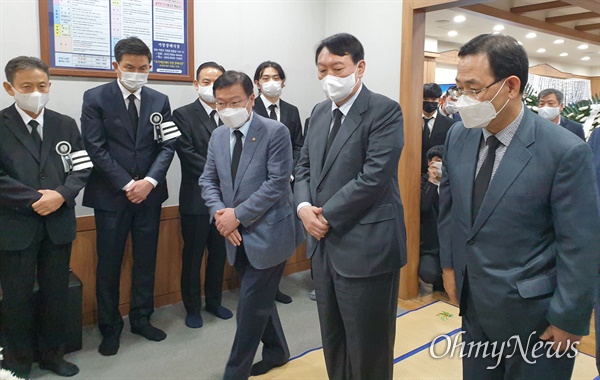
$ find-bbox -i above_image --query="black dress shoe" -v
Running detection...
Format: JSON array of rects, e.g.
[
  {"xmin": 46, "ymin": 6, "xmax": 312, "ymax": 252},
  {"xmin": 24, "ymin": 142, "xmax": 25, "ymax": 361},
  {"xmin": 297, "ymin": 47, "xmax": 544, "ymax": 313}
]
[
  {"xmin": 99, "ymin": 333, "xmax": 120, "ymax": 356},
  {"xmin": 39, "ymin": 358, "xmax": 80, "ymax": 377},
  {"xmin": 275, "ymin": 290, "xmax": 292, "ymax": 304},
  {"xmin": 205, "ymin": 305, "xmax": 233, "ymax": 320},
  {"xmin": 131, "ymin": 323, "xmax": 167, "ymax": 341},
  {"xmin": 250, "ymin": 360, "xmax": 287, "ymax": 376}
]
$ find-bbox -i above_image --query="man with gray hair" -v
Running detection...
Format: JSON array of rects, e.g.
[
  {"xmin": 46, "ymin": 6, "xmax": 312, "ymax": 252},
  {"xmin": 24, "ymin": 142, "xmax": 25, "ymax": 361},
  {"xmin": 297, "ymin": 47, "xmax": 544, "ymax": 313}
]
[{"xmin": 537, "ymin": 88, "xmax": 585, "ymax": 140}]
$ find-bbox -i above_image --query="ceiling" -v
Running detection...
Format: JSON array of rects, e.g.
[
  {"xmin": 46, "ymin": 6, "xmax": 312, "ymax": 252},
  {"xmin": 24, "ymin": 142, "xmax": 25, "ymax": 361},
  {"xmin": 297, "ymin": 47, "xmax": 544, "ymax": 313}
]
[{"xmin": 425, "ymin": 0, "xmax": 600, "ymax": 70}]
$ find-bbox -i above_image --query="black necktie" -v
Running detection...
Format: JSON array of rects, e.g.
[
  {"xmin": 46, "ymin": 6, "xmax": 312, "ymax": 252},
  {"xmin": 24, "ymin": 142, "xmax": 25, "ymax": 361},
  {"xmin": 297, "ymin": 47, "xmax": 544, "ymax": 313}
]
[
  {"xmin": 231, "ymin": 130, "xmax": 243, "ymax": 182},
  {"xmin": 29, "ymin": 120, "xmax": 42, "ymax": 154},
  {"xmin": 128, "ymin": 94, "xmax": 138, "ymax": 136},
  {"xmin": 268, "ymin": 104, "xmax": 277, "ymax": 120},
  {"xmin": 209, "ymin": 109, "xmax": 218, "ymax": 129},
  {"xmin": 423, "ymin": 117, "xmax": 432, "ymax": 145},
  {"xmin": 472, "ymin": 135, "xmax": 501, "ymax": 223},
  {"xmin": 325, "ymin": 109, "xmax": 343, "ymax": 159}
]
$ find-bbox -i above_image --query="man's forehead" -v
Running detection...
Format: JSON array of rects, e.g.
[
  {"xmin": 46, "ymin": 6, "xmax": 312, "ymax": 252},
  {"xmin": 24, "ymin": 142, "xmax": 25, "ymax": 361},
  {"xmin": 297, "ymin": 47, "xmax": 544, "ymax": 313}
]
[{"xmin": 317, "ymin": 48, "xmax": 351, "ymax": 65}]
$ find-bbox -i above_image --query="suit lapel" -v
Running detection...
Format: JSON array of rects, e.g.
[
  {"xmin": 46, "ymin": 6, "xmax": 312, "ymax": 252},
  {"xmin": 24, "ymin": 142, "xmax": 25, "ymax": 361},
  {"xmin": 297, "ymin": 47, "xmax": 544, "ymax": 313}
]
[
  {"xmin": 138, "ymin": 87, "xmax": 152, "ymax": 146},
  {"xmin": 280, "ymin": 100, "xmax": 289, "ymax": 125},
  {"xmin": 233, "ymin": 117, "xmax": 262, "ymax": 194},
  {"xmin": 111, "ymin": 81, "xmax": 136, "ymax": 144},
  {"xmin": 4, "ymin": 105, "xmax": 41, "ymax": 162},
  {"xmin": 311, "ymin": 103, "xmax": 332, "ymax": 180},
  {"xmin": 195, "ymin": 99, "xmax": 216, "ymax": 135},
  {"xmin": 319, "ymin": 88, "xmax": 368, "ymax": 184},
  {"xmin": 253, "ymin": 96, "xmax": 268, "ymax": 118},
  {"xmin": 457, "ymin": 129, "xmax": 482, "ymax": 225},
  {"xmin": 471, "ymin": 112, "xmax": 535, "ymax": 235}
]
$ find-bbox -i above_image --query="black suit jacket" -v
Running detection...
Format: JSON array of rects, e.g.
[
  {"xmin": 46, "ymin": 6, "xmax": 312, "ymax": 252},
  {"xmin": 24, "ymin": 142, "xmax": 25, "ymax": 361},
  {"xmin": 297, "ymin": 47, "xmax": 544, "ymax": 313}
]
[
  {"xmin": 173, "ymin": 99, "xmax": 216, "ymax": 215},
  {"xmin": 0, "ymin": 105, "xmax": 91, "ymax": 250},
  {"xmin": 422, "ymin": 113, "xmax": 453, "ymax": 172},
  {"xmin": 559, "ymin": 116, "xmax": 585, "ymax": 141},
  {"xmin": 81, "ymin": 81, "xmax": 175, "ymax": 211},
  {"xmin": 253, "ymin": 96, "xmax": 304, "ymax": 171},
  {"xmin": 420, "ymin": 173, "xmax": 439, "ymax": 256}
]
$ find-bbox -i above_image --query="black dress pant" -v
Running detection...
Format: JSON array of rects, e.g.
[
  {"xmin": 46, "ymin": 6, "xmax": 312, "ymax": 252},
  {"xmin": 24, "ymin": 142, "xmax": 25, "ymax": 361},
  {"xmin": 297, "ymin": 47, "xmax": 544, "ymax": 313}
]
[
  {"xmin": 312, "ymin": 246, "xmax": 400, "ymax": 380},
  {"xmin": 223, "ymin": 244, "xmax": 289, "ymax": 380},
  {"xmin": 179, "ymin": 213, "xmax": 226, "ymax": 314},
  {"xmin": 94, "ymin": 201, "xmax": 162, "ymax": 336},
  {"xmin": 0, "ymin": 225, "xmax": 71, "ymax": 378}
]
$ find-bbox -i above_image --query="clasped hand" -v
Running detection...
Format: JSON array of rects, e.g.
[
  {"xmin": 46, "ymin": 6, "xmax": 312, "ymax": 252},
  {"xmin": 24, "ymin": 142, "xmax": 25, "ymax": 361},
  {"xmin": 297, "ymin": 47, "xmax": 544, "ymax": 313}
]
[
  {"xmin": 215, "ymin": 208, "xmax": 242, "ymax": 246},
  {"xmin": 298, "ymin": 206, "xmax": 329, "ymax": 240},
  {"xmin": 126, "ymin": 179, "xmax": 153, "ymax": 204},
  {"xmin": 31, "ymin": 189, "xmax": 65, "ymax": 216}
]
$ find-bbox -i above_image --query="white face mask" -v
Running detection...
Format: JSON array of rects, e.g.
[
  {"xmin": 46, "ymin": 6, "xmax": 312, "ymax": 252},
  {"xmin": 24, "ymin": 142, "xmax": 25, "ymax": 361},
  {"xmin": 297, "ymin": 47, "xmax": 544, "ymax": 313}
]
[
  {"xmin": 12, "ymin": 86, "xmax": 50, "ymax": 114},
  {"xmin": 119, "ymin": 67, "xmax": 148, "ymax": 92},
  {"xmin": 455, "ymin": 80, "xmax": 509, "ymax": 129},
  {"xmin": 432, "ymin": 161, "xmax": 442, "ymax": 177},
  {"xmin": 197, "ymin": 84, "xmax": 216, "ymax": 104},
  {"xmin": 260, "ymin": 80, "xmax": 283, "ymax": 98},
  {"xmin": 218, "ymin": 99, "xmax": 250, "ymax": 129},
  {"xmin": 445, "ymin": 101, "xmax": 458, "ymax": 115},
  {"xmin": 320, "ymin": 62, "xmax": 361, "ymax": 103},
  {"xmin": 538, "ymin": 106, "xmax": 561, "ymax": 120}
]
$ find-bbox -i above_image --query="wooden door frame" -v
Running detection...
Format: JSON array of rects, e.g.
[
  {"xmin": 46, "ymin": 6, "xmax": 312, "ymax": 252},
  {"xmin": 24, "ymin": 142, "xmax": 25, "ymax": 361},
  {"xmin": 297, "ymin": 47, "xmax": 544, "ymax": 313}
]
[{"xmin": 398, "ymin": 0, "xmax": 487, "ymax": 299}]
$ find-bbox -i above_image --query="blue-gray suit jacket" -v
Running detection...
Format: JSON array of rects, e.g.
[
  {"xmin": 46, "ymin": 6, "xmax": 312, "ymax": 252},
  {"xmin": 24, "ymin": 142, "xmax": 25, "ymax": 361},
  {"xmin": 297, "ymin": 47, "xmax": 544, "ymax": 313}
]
[
  {"xmin": 439, "ymin": 107, "xmax": 600, "ymax": 343},
  {"xmin": 199, "ymin": 114, "xmax": 304, "ymax": 270}
]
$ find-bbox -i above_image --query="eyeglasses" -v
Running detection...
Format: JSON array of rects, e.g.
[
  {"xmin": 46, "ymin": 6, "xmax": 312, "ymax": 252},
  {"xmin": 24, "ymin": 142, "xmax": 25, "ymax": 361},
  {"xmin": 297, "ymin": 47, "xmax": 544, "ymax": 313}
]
[
  {"xmin": 216, "ymin": 97, "xmax": 249, "ymax": 109},
  {"xmin": 455, "ymin": 78, "xmax": 504, "ymax": 100}
]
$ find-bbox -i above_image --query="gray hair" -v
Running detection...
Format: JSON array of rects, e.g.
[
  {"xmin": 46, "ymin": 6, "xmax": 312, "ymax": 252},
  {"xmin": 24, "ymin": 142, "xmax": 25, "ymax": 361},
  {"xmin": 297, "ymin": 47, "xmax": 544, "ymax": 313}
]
[
  {"xmin": 538, "ymin": 88, "xmax": 564, "ymax": 105},
  {"xmin": 4, "ymin": 56, "xmax": 49, "ymax": 84}
]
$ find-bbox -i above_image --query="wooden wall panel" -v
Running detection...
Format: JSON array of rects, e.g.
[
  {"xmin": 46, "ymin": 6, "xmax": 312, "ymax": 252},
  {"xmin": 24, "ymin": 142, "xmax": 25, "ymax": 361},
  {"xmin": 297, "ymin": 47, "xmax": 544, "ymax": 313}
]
[{"xmin": 71, "ymin": 206, "xmax": 308, "ymax": 326}]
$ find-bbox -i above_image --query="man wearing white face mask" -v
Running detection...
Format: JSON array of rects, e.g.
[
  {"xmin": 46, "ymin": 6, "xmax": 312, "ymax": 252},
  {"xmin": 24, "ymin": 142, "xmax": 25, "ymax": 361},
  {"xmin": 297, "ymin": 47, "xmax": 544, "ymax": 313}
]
[
  {"xmin": 81, "ymin": 36, "xmax": 176, "ymax": 356},
  {"xmin": 252, "ymin": 60, "xmax": 303, "ymax": 305},
  {"xmin": 537, "ymin": 88, "xmax": 585, "ymax": 140},
  {"xmin": 173, "ymin": 61, "xmax": 233, "ymax": 329},
  {"xmin": 0, "ymin": 56, "xmax": 91, "ymax": 378},
  {"xmin": 200, "ymin": 71, "xmax": 304, "ymax": 379},
  {"xmin": 439, "ymin": 33, "xmax": 599, "ymax": 379},
  {"xmin": 439, "ymin": 85, "xmax": 462, "ymax": 121},
  {"xmin": 295, "ymin": 33, "xmax": 405, "ymax": 380}
]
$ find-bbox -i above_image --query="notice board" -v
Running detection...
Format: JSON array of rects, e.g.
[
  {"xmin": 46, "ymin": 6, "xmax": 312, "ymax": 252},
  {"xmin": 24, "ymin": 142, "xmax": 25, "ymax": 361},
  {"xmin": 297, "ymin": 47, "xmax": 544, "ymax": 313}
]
[{"xmin": 39, "ymin": 0, "xmax": 194, "ymax": 81}]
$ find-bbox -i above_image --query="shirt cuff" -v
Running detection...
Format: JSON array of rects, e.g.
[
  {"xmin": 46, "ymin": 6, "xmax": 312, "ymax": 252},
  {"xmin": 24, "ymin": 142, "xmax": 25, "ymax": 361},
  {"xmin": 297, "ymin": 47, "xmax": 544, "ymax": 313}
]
[
  {"xmin": 297, "ymin": 202, "xmax": 312, "ymax": 216},
  {"xmin": 122, "ymin": 180, "xmax": 134, "ymax": 191},
  {"xmin": 144, "ymin": 176, "xmax": 158, "ymax": 188}
]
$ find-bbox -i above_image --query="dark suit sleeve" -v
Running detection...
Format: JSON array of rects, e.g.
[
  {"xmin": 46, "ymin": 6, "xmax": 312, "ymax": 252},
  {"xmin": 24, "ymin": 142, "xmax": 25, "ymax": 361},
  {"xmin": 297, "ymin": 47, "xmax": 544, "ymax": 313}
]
[
  {"xmin": 321, "ymin": 102, "xmax": 403, "ymax": 230},
  {"xmin": 289, "ymin": 107, "xmax": 304, "ymax": 171},
  {"xmin": 571, "ymin": 121, "xmax": 585, "ymax": 141},
  {"xmin": 421, "ymin": 175, "xmax": 439, "ymax": 212},
  {"xmin": 199, "ymin": 134, "xmax": 227, "ymax": 219},
  {"xmin": 294, "ymin": 116, "xmax": 313, "ymax": 208},
  {"xmin": 546, "ymin": 142, "xmax": 600, "ymax": 335},
  {"xmin": 0, "ymin": 166, "xmax": 42, "ymax": 209},
  {"xmin": 81, "ymin": 90, "xmax": 134, "ymax": 190},
  {"xmin": 54, "ymin": 118, "xmax": 91, "ymax": 208},
  {"xmin": 174, "ymin": 107, "xmax": 206, "ymax": 177},
  {"xmin": 235, "ymin": 125, "xmax": 293, "ymax": 227},
  {"xmin": 438, "ymin": 126, "xmax": 454, "ymax": 269},
  {"xmin": 146, "ymin": 97, "xmax": 176, "ymax": 182}
]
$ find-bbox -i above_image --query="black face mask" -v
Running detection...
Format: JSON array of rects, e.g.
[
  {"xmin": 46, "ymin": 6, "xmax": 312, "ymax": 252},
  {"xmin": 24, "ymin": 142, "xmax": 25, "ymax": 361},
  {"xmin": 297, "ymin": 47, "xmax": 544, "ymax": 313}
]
[{"xmin": 423, "ymin": 101, "xmax": 439, "ymax": 113}]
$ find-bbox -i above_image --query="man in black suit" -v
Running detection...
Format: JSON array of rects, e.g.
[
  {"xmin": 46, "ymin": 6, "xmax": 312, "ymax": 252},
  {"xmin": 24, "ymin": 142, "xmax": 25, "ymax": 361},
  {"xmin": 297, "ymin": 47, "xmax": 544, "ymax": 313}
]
[
  {"xmin": 538, "ymin": 88, "xmax": 585, "ymax": 140},
  {"xmin": 419, "ymin": 145, "xmax": 444, "ymax": 291},
  {"xmin": 0, "ymin": 56, "xmax": 91, "ymax": 378},
  {"xmin": 252, "ymin": 60, "xmax": 303, "ymax": 304},
  {"xmin": 295, "ymin": 33, "xmax": 406, "ymax": 380},
  {"xmin": 421, "ymin": 83, "xmax": 453, "ymax": 173},
  {"xmin": 81, "ymin": 37, "xmax": 177, "ymax": 356},
  {"xmin": 173, "ymin": 61, "xmax": 232, "ymax": 328}
]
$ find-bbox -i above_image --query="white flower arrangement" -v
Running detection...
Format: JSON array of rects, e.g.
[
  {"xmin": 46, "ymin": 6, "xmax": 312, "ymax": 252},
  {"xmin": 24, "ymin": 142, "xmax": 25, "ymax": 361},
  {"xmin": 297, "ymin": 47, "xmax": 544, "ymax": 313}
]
[{"xmin": 0, "ymin": 348, "xmax": 24, "ymax": 380}]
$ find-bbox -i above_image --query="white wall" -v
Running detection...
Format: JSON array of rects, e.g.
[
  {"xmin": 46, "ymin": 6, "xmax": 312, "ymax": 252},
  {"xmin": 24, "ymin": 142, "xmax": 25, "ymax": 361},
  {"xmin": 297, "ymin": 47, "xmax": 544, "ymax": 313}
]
[{"xmin": 0, "ymin": 0, "xmax": 404, "ymax": 216}]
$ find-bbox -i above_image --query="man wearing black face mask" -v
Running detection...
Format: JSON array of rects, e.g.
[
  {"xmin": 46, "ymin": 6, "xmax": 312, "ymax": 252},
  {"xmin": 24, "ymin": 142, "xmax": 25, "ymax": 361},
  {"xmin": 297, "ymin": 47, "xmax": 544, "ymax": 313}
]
[{"xmin": 421, "ymin": 83, "xmax": 453, "ymax": 173}]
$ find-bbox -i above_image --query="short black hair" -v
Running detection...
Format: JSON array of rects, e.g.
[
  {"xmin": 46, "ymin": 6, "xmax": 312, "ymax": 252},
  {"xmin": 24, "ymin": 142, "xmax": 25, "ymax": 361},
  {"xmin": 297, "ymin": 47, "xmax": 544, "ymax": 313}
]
[
  {"xmin": 196, "ymin": 61, "xmax": 225, "ymax": 80},
  {"xmin": 427, "ymin": 145, "xmax": 444, "ymax": 161},
  {"xmin": 4, "ymin": 56, "xmax": 49, "ymax": 84},
  {"xmin": 458, "ymin": 34, "xmax": 528, "ymax": 94},
  {"xmin": 213, "ymin": 70, "xmax": 254, "ymax": 97},
  {"xmin": 446, "ymin": 86, "xmax": 458, "ymax": 97},
  {"xmin": 315, "ymin": 33, "xmax": 364, "ymax": 65},
  {"xmin": 424, "ymin": 83, "xmax": 442, "ymax": 99},
  {"xmin": 538, "ymin": 88, "xmax": 564, "ymax": 105},
  {"xmin": 254, "ymin": 61, "xmax": 286, "ymax": 81},
  {"xmin": 114, "ymin": 37, "xmax": 152, "ymax": 63}
]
